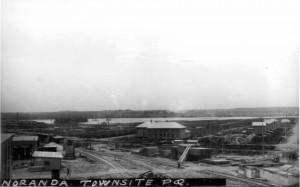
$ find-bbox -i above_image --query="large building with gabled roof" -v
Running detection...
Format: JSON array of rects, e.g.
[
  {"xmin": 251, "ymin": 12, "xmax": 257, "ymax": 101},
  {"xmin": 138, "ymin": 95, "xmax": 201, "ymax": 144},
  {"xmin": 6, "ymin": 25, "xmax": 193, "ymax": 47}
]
[{"xmin": 136, "ymin": 121, "xmax": 190, "ymax": 140}]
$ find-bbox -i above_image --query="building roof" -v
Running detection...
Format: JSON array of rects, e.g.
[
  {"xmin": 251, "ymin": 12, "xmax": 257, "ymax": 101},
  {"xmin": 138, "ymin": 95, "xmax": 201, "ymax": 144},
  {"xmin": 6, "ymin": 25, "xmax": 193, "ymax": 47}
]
[
  {"xmin": 43, "ymin": 142, "xmax": 63, "ymax": 152},
  {"xmin": 279, "ymin": 165, "xmax": 294, "ymax": 171},
  {"xmin": 1, "ymin": 133, "xmax": 14, "ymax": 143},
  {"xmin": 262, "ymin": 167, "xmax": 281, "ymax": 172},
  {"xmin": 264, "ymin": 119, "xmax": 277, "ymax": 124},
  {"xmin": 52, "ymin": 136, "xmax": 65, "ymax": 139},
  {"xmin": 32, "ymin": 151, "xmax": 63, "ymax": 158},
  {"xmin": 252, "ymin": 122, "xmax": 267, "ymax": 127},
  {"xmin": 281, "ymin": 119, "xmax": 290, "ymax": 123},
  {"xmin": 13, "ymin": 136, "xmax": 39, "ymax": 142},
  {"xmin": 136, "ymin": 122, "xmax": 152, "ymax": 128},
  {"xmin": 136, "ymin": 122, "xmax": 186, "ymax": 129},
  {"xmin": 43, "ymin": 142, "xmax": 62, "ymax": 148},
  {"xmin": 190, "ymin": 147, "xmax": 212, "ymax": 150},
  {"xmin": 262, "ymin": 167, "xmax": 299, "ymax": 176}
]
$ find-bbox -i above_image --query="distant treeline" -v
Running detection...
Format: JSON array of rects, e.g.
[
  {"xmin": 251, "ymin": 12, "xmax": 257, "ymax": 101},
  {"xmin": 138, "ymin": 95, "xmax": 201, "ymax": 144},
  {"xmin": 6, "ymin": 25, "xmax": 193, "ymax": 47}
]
[
  {"xmin": 54, "ymin": 117, "xmax": 88, "ymax": 124},
  {"xmin": 1, "ymin": 107, "xmax": 298, "ymax": 120},
  {"xmin": 180, "ymin": 107, "xmax": 299, "ymax": 117},
  {"xmin": 1, "ymin": 110, "xmax": 177, "ymax": 120}
]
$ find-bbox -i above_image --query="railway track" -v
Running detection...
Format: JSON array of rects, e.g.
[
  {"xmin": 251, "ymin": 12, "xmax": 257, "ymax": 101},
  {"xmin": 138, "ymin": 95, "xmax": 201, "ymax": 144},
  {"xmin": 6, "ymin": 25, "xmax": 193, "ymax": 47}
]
[
  {"xmin": 123, "ymin": 155, "xmax": 177, "ymax": 169},
  {"xmin": 78, "ymin": 148, "xmax": 177, "ymax": 170},
  {"xmin": 77, "ymin": 149, "xmax": 134, "ymax": 178},
  {"xmin": 78, "ymin": 148, "xmax": 152, "ymax": 170},
  {"xmin": 201, "ymin": 170, "xmax": 276, "ymax": 187},
  {"xmin": 109, "ymin": 151, "xmax": 176, "ymax": 168}
]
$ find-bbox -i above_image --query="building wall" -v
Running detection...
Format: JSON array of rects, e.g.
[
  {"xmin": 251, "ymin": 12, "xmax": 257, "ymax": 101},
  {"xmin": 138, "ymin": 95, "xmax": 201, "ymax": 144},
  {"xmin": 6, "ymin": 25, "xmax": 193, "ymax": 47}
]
[
  {"xmin": 13, "ymin": 141, "xmax": 38, "ymax": 160},
  {"xmin": 136, "ymin": 128, "xmax": 147, "ymax": 138},
  {"xmin": 253, "ymin": 121, "xmax": 281, "ymax": 135},
  {"xmin": 253, "ymin": 126, "xmax": 267, "ymax": 135},
  {"xmin": 137, "ymin": 127, "xmax": 189, "ymax": 140},
  {"xmin": 1, "ymin": 137, "xmax": 13, "ymax": 180},
  {"xmin": 63, "ymin": 139, "xmax": 75, "ymax": 159},
  {"xmin": 245, "ymin": 167, "xmax": 259, "ymax": 179},
  {"xmin": 148, "ymin": 129, "xmax": 185, "ymax": 139},
  {"xmin": 33, "ymin": 157, "xmax": 61, "ymax": 171},
  {"xmin": 38, "ymin": 135, "xmax": 50, "ymax": 144},
  {"xmin": 260, "ymin": 168, "xmax": 299, "ymax": 186}
]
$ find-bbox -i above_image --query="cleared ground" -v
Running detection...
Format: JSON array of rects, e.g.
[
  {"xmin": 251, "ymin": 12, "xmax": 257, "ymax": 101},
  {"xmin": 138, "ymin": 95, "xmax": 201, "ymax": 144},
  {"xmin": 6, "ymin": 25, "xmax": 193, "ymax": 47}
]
[
  {"xmin": 12, "ymin": 148, "xmax": 280, "ymax": 187},
  {"xmin": 277, "ymin": 119, "xmax": 299, "ymax": 151}
]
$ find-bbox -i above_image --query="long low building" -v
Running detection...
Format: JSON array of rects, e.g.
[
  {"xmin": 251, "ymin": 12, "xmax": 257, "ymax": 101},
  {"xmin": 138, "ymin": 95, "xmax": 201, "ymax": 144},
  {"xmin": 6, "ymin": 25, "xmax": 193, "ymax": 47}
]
[
  {"xmin": 252, "ymin": 122, "xmax": 268, "ymax": 135},
  {"xmin": 252, "ymin": 119, "xmax": 279, "ymax": 135},
  {"xmin": 136, "ymin": 121, "xmax": 190, "ymax": 140}
]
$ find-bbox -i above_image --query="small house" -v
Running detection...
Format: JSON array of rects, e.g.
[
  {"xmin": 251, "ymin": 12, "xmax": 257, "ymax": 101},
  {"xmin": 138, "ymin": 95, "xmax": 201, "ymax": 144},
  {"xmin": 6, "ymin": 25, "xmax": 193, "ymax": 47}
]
[{"xmin": 32, "ymin": 151, "xmax": 63, "ymax": 171}]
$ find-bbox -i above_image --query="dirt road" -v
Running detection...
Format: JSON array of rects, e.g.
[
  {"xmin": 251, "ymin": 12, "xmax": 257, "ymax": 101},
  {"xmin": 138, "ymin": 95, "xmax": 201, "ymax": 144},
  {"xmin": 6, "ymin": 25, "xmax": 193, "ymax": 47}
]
[{"xmin": 277, "ymin": 119, "xmax": 299, "ymax": 151}]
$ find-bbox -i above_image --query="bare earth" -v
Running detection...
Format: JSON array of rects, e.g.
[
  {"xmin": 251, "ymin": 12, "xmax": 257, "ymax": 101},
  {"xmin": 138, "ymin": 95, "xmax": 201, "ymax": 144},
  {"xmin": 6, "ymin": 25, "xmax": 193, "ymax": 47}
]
[{"xmin": 277, "ymin": 119, "xmax": 299, "ymax": 151}]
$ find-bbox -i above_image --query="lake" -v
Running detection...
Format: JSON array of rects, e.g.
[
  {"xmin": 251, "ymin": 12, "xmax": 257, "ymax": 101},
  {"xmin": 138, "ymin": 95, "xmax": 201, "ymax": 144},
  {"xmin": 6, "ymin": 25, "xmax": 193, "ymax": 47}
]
[{"xmin": 26, "ymin": 117, "xmax": 259, "ymax": 125}]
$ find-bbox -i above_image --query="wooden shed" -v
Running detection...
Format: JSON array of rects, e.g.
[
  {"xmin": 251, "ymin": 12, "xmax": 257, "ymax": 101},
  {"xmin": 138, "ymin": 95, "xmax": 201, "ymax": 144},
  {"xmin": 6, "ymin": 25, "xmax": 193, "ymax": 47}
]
[{"xmin": 32, "ymin": 151, "xmax": 63, "ymax": 171}]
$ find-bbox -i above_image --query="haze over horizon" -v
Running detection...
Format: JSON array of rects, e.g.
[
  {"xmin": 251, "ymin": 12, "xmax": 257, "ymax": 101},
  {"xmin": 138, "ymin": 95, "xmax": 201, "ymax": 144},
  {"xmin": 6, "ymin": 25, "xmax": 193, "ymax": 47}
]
[
  {"xmin": 2, "ymin": 0, "xmax": 299, "ymax": 113},
  {"xmin": 1, "ymin": 107, "xmax": 299, "ymax": 114}
]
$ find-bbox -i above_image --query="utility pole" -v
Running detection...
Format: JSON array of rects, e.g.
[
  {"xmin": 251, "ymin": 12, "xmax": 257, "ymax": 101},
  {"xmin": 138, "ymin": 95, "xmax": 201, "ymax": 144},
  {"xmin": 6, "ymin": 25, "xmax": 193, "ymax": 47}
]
[
  {"xmin": 262, "ymin": 123, "xmax": 264, "ymax": 156},
  {"xmin": 221, "ymin": 125, "xmax": 224, "ymax": 155},
  {"xmin": 210, "ymin": 125, "xmax": 212, "ymax": 148},
  {"xmin": 285, "ymin": 113, "xmax": 287, "ymax": 144},
  {"xmin": 17, "ymin": 113, "xmax": 19, "ymax": 124}
]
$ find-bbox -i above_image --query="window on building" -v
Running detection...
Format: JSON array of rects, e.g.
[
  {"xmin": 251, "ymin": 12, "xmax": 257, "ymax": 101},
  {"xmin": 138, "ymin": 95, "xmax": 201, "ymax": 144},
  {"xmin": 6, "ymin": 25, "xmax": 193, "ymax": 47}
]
[{"xmin": 44, "ymin": 161, "xmax": 50, "ymax": 166}]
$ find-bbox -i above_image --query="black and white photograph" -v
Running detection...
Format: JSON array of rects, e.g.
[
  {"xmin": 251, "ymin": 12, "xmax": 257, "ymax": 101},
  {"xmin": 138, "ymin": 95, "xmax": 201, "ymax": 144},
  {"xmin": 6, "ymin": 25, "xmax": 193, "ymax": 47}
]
[{"xmin": 1, "ymin": 0, "xmax": 299, "ymax": 186}]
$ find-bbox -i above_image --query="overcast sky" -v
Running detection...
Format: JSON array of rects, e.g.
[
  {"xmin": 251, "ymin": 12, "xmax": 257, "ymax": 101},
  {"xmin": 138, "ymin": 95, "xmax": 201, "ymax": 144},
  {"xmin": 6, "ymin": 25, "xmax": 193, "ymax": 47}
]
[{"xmin": 1, "ymin": 0, "xmax": 299, "ymax": 112}]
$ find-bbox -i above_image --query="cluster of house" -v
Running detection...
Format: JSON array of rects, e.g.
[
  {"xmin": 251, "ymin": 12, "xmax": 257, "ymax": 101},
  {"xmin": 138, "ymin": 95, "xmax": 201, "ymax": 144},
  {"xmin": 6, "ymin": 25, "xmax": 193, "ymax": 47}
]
[
  {"xmin": 137, "ymin": 119, "xmax": 292, "ymax": 140},
  {"xmin": 1, "ymin": 133, "xmax": 76, "ymax": 180},
  {"xmin": 251, "ymin": 119, "xmax": 290, "ymax": 135}
]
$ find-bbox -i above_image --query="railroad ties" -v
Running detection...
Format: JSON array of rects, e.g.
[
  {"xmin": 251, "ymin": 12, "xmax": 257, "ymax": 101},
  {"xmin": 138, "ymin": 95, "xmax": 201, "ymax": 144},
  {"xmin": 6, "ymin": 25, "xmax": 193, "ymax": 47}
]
[{"xmin": 76, "ymin": 148, "xmax": 179, "ymax": 178}]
